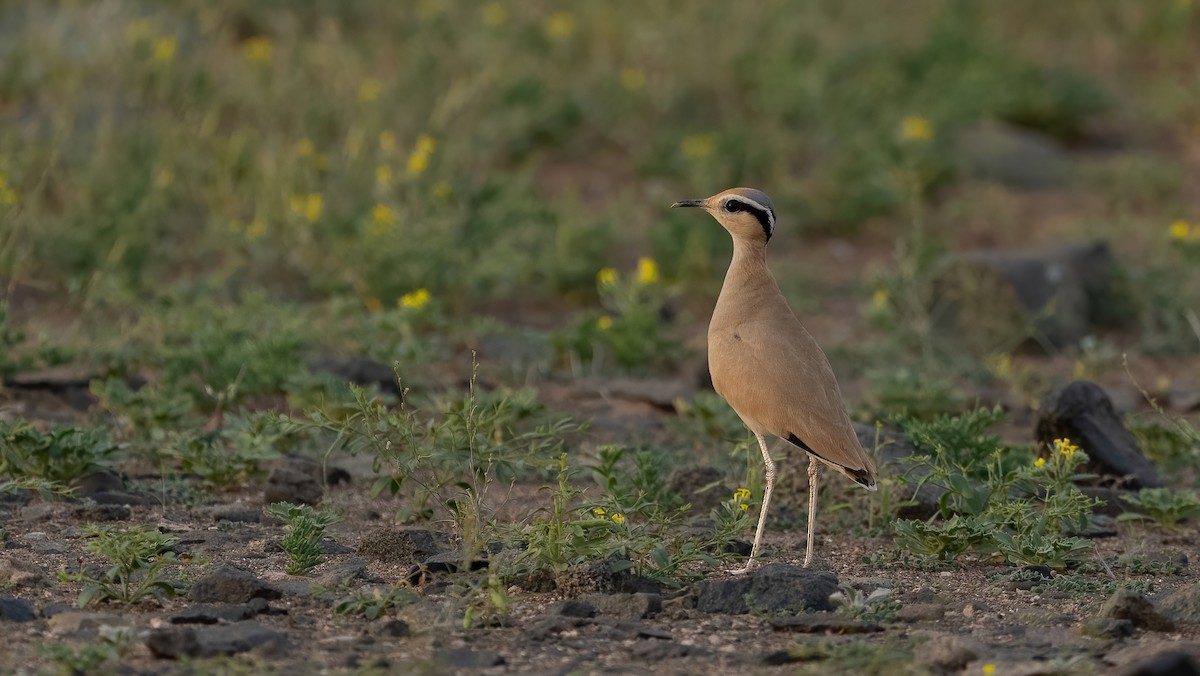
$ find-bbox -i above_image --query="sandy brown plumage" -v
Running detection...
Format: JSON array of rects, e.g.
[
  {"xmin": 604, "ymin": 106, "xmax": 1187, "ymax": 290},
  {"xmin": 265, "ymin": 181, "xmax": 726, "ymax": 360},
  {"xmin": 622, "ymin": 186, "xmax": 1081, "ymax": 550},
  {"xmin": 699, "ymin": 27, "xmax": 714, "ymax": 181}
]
[{"xmin": 672, "ymin": 186, "xmax": 876, "ymax": 570}]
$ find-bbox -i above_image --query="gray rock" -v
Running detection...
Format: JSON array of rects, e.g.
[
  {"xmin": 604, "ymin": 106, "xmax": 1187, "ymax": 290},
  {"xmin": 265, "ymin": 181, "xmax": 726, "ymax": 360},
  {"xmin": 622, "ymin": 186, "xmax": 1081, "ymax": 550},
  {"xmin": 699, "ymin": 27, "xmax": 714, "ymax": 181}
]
[
  {"xmin": 854, "ymin": 423, "xmax": 948, "ymax": 520},
  {"xmin": 667, "ymin": 466, "xmax": 728, "ymax": 513},
  {"xmin": 1109, "ymin": 642, "xmax": 1200, "ymax": 675},
  {"xmin": 897, "ymin": 603, "xmax": 948, "ymax": 623},
  {"xmin": 376, "ymin": 619, "xmax": 409, "ymax": 637},
  {"xmin": 0, "ymin": 597, "xmax": 36, "ymax": 622},
  {"xmin": 171, "ymin": 599, "xmax": 268, "ymax": 624},
  {"xmin": 953, "ymin": 121, "xmax": 1071, "ymax": 189},
  {"xmin": 147, "ymin": 621, "xmax": 288, "ymax": 659},
  {"xmin": 1081, "ymin": 616, "xmax": 1133, "ymax": 639},
  {"xmin": 309, "ymin": 355, "xmax": 400, "ymax": 396},
  {"xmin": 1157, "ymin": 582, "xmax": 1200, "ymax": 626},
  {"xmin": 1100, "ymin": 589, "xmax": 1175, "ymax": 631},
  {"xmin": 188, "ymin": 565, "xmax": 282, "ymax": 604},
  {"xmin": 547, "ymin": 599, "xmax": 596, "ymax": 618},
  {"xmin": 358, "ymin": 527, "xmax": 447, "ymax": 564},
  {"xmin": 213, "ymin": 508, "xmax": 261, "ymax": 524},
  {"xmin": 914, "ymin": 634, "xmax": 986, "ymax": 671},
  {"xmin": 769, "ymin": 612, "xmax": 883, "ymax": 634},
  {"xmin": 32, "ymin": 541, "xmax": 69, "ymax": 555},
  {"xmin": 0, "ymin": 555, "xmax": 46, "ymax": 588},
  {"xmin": 1115, "ymin": 651, "xmax": 1200, "ymax": 676},
  {"xmin": 556, "ymin": 557, "xmax": 633, "ymax": 597},
  {"xmin": 932, "ymin": 240, "xmax": 1120, "ymax": 351},
  {"xmin": 73, "ymin": 502, "xmax": 131, "ymax": 521},
  {"xmin": 431, "ymin": 647, "xmax": 505, "ymax": 669},
  {"xmin": 47, "ymin": 611, "xmax": 130, "ymax": 636},
  {"xmin": 263, "ymin": 456, "xmax": 323, "ymax": 506},
  {"xmin": 1037, "ymin": 381, "xmax": 1163, "ymax": 488},
  {"xmin": 581, "ymin": 593, "xmax": 662, "ymax": 619},
  {"xmin": 1080, "ymin": 485, "xmax": 1138, "ymax": 517},
  {"xmin": 315, "ymin": 557, "xmax": 368, "ymax": 588},
  {"xmin": 695, "ymin": 565, "xmax": 839, "ymax": 615}
]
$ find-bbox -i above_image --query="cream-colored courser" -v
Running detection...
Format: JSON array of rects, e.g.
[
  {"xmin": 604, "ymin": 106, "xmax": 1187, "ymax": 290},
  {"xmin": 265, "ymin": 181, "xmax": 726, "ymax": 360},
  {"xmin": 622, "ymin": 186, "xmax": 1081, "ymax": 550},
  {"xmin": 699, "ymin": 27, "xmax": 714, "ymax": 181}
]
[{"xmin": 672, "ymin": 187, "xmax": 877, "ymax": 572}]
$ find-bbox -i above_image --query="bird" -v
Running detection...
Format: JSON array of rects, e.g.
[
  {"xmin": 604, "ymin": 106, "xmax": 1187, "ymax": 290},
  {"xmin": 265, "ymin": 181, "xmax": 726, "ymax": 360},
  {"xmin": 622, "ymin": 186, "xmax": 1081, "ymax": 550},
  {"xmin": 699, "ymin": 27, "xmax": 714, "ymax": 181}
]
[{"xmin": 671, "ymin": 187, "xmax": 877, "ymax": 571}]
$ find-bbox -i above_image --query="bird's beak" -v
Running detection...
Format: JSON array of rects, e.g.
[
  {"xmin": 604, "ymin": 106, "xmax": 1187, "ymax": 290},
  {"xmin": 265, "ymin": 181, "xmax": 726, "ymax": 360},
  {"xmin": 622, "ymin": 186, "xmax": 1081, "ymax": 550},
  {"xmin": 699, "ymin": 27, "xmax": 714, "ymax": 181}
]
[{"xmin": 671, "ymin": 199, "xmax": 705, "ymax": 209}]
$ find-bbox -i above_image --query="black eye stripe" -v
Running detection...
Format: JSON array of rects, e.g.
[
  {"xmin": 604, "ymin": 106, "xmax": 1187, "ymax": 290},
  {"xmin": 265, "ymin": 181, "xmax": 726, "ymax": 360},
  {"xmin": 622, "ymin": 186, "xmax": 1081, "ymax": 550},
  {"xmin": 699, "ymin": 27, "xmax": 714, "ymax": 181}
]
[{"xmin": 724, "ymin": 198, "xmax": 775, "ymax": 241}]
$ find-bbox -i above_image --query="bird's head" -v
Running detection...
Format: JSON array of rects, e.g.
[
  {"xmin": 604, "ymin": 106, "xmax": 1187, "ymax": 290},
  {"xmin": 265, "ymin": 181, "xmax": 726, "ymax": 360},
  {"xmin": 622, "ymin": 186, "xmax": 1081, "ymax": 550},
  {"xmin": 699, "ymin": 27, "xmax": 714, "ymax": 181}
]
[{"xmin": 671, "ymin": 187, "xmax": 776, "ymax": 244}]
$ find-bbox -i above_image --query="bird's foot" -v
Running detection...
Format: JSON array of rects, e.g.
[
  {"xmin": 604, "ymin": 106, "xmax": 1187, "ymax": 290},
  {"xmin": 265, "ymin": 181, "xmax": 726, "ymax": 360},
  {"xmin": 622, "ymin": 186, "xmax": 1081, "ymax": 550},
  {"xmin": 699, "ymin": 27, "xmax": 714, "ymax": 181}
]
[{"xmin": 728, "ymin": 560, "xmax": 758, "ymax": 576}]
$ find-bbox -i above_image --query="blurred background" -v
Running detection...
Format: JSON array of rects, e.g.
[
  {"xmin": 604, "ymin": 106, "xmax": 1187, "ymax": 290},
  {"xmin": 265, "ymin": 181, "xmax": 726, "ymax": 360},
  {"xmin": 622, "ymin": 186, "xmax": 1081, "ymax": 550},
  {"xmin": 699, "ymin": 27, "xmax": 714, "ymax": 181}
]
[{"xmin": 1, "ymin": 0, "xmax": 1198, "ymax": 422}]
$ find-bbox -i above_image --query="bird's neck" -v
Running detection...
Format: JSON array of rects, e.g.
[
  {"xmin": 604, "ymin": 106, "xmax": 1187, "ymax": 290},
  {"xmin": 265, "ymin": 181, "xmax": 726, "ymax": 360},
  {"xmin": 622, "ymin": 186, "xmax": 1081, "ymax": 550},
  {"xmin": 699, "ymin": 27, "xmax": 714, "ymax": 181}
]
[{"xmin": 713, "ymin": 241, "xmax": 779, "ymax": 324}]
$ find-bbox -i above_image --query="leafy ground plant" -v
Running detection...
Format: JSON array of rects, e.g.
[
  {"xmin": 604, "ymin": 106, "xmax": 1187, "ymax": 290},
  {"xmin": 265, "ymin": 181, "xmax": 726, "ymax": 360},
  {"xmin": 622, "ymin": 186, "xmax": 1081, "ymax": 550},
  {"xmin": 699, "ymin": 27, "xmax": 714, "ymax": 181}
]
[
  {"xmin": 59, "ymin": 525, "xmax": 182, "ymax": 606},
  {"xmin": 1118, "ymin": 488, "xmax": 1200, "ymax": 528},
  {"xmin": 0, "ymin": 421, "xmax": 121, "ymax": 485},
  {"xmin": 267, "ymin": 502, "xmax": 341, "ymax": 576},
  {"xmin": 334, "ymin": 584, "xmax": 417, "ymax": 620}
]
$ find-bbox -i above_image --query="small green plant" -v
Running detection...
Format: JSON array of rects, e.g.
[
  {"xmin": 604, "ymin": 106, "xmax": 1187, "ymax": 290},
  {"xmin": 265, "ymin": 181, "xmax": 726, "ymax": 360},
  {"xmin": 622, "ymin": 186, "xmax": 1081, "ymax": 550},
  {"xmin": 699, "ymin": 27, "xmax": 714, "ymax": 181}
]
[
  {"xmin": 334, "ymin": 584, "xmax": 418, "ymax": 620},
  {"xmin": 267, "ymin": 502, "xmax": 341, "ymax": 575},
  {"xmin": 830, "ymin": 585, "xmax": 902, "ymax": 623},
  {"xmin": 59, "ymin": 525, "xmax": 182, "ymax": 606},
  {"xmin": 459, "ymin": 571, "xmax": 510, "ymax": 629},
  {"xmin": 0, "ymin": 421, "xmax": 121, "ymax": 485},
  {"xmin": 40, "ymin": 625, "xmax": 135, "ymax": 676},
  {"xmin": 1119, "ymin": 487, "xmax": 1200, "ymax": 528},
  {"xmin": 169, "ymin": 410, "xmax": 296, "ymax": 488}
]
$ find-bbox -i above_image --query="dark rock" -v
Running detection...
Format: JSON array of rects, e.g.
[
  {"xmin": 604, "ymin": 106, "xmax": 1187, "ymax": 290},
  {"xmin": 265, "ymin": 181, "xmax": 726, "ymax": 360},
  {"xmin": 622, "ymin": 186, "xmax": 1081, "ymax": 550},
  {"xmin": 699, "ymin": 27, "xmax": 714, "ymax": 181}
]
[
  {"xmin": 71, "ymin": 470, "xmax": 125, "ymax": 496},
  {"xmin": 171, "ymin": 599, "xmax": 267, "ymax": 624},
  {"xmin": 358, "ymin": 527, "xmax": 447, "ymax": 564},
  {"xmin": 1081, "ymin": 485, "xmax": 1138, "ymax": 517},
  {"xmin": 602, "ymin": 378, "xmax": 693, "ymax": 412},
  {"xmin": 421, "ymin": 551, "xmax": 488, "ymax": 574},
  {"xmin": 147, "ymin": 621, "xmax": 288, "ymax": 659},
  {"xmin": 629, "ymin": 640, "xmax": 707, "ymax": 661},
  {"xmin": 509, "ymin": 569, "xmax": 556, "ymax": 593},
  {"xmin": 189, "ymin": 565, "xmax": 282, "ymax": 604},
  {"xmin": 376, "ymin": 619, "xmax": 409, "ymax": 637},
  {"xmin": 83, "ymin": 490, "xmax": 155, "ymax": 506},
  {"xmin": 897, "ymin": 603, "xmax": 948, "ymax": 622},
  {"xmin": 667, "ymin": 466, "xmax": 728, "ymax": 513},
  {"xmin": 309, "ymin": 355, "xmax": 400, "ymax": 395},
  {"xmin": 556, "ymin": 557, "xmax": 628, "ymax": 597},
  {"xmin": 1037, "ymin": 381, "xmax": 1162, "ymax": 488},
  {"xmin": 547, "ymin": 600, "xmax": 596, "ymax": 618},
  {"xmin": 1081, "ymin": 617, "xmax": 1134, "ymax": 639},
  {"xmin": 914, "ymin": 634, "xmax": 985, "ymax": 671},
  {"xmin": 213, "ymin": 508, "xmax": 261, "ymax": 524},
  {"xmin": 48, "ymin": 611, "xmax": 130, "ymax": 636},
  {"xmin": 0, "ymin": 555, "xmax": 45, "ymax": 588},
  {"xmin": 0, "ymin": 597, "xmax": 36, "ymax": 622},
  {"xmin": 953, "ymin": 121, "xmax": 1070, "ymax": 189},
  {"xmin": 326, "ymin": 466, "xmax": 352, "ymax": 486},
  {"xmin": 854, "ymin": 423, "xmax": 951, "ymax": 520},
  {"xmin": 73, "ymin": 502, "xmax": 131, "ymax": 521},
  {"xmin": 431, "ymin": 647, "xmax": 505, "ymax": 669},
  {"xmin": 315, "ymin": 557, "xmax": 368, "ymax": 588},
  {"xmin": 695, "ymin": 565, "xmax": 839, "ymax": 615},
  {"xmin": 1157, "ymin": 583, "xmax": 1200, "ymax": 626},
  {"xmin": 1116, "ymin": 651, "xmax": 1200, "ymax": 676},
  {"xmin": 932, "ymin": 241, "xmax": 1121, "ymax": 352},
  {"xmin": 263, "ymin": 456, "xmax": 324, "ymax": 505},
  {"xmin": 1100, "ymin": 589, "xmax": 1175, "ymax": 631},
  {"xmin": 769, "ymin": 612, "xmax": 883, "ymax": 634},
  {"xmin": 581, "ymin": 593, "xmax": 661, "ymax": 619}
]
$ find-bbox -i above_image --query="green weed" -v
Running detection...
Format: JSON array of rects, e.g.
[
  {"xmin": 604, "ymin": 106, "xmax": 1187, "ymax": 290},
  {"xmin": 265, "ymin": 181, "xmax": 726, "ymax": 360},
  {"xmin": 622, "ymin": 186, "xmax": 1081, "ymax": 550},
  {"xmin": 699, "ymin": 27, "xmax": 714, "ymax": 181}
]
[
  {"xmin": 266, "ymin": 502, "xmax": 341, "ymax": 576},
  {"xmin": 1118, "ymin": 487, "xmax": 1200, "ymax": 528},
  {"xmin": 0, "ymin": 421, "xmax": 121, "ymax": 485},
  {"xmin": 59, "ymin": 525, "xmax": 182, "ymax": 607},
  {"xmin": 334, "ymin": 584, "xmax": 417, "ymax": 621},
  {"xmin": 830, "ymin": 586, "xmax": 902, "ymax": 623}
]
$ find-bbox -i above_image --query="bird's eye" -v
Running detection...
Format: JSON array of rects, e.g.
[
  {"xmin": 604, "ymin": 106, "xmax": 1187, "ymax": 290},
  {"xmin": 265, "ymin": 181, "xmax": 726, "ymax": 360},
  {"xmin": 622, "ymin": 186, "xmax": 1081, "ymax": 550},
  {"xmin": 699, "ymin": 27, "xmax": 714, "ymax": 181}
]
[{"xmin": 724, "ymin": 200, "xmax": 742, "ymax": 213}]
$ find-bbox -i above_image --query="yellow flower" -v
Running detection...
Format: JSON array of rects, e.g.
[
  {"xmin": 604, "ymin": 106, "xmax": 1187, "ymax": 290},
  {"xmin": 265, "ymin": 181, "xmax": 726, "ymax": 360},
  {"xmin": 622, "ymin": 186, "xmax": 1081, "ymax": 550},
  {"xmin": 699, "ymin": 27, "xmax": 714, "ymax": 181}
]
[
  {"xmin": 291, "ymin": 193, "xmax": 323, "ymax": 222},
  {"xmin": 375, "ymin": 165, "xmax": 393, "ymax": 188},
  {"xmin": 358, "ymin": 78, "xmax": 382, "ymax": 103},
  {"xmin": 593, "ymin": 507, "xmax": 606, "ymax": 517},
  {"xmin": 242, "ymin": 37, "xmax": 273, "ymax": 63},
  {"xmin": 871, "ymin": 287, "xmax": 890, "ymax": 311},
  {"xmin": 372, "ymin": 203, "xmax": 395, "ymax": 228},
  {"xmin": 733, "ymin": 487, "xmax": 752, "ymax": 502},
  {"xmin": 415, "ymin": 134, "xmax": 436, "ymax": 155},
  {"xmin": 407, "ymin": 151, "xmax": 429, "ymax": 176},
  {"xmin": 379, "ymin": 131, "xmax": 396, "ymax": 152},
  {"xmin": 152, "ymin": 37, "xmax": 177, "ymax": 64},
  {"xmin": 482, "ymin": 3, "xmax": 507, "ymax": 26},
  {"xmin": 1053, "ymin": 437, "xmax": 1079, "ymax": 457},
  {"xmin": 1169, "ymin": 220, "xmax": 1190, "ymax": 240},
  {"xmin": 611, "ymin": 513, "xmax": 626, "ymax": 525},
  {"xmin": 544, "ymin": 12, "xmax": 576, "ymax": 40},
  {"xmin": 400, "ymin": 288, "xmax": 430, "ymax": 309},
  {"xmin": 637, "ymin": 257, "xmax": 659, "ymax": 284},
  {"xmin": 596, "ymin": 267, "xmax": 618, "ymax": 287},
  {"xmin": 901, "ymin": 116, "xmax": 934, "ymax": 141},
  {"xmin": 1034, "ymin": 457, "xmax": 1046, "ymax": 468},
  {"xmin": 295, "ymin": 138, "xmax": 315, "ymax": 157},
  {"xmin": 982, "ymin": 665, "xmax": 996, "ymax": 676},
  {"xmin": 597, "ymin": 316, "xmax": 614, "ymax": 331},
  {"xmin": 431, "ymin": 181, "xmax": 452, "ymax": 199},
  {"xmin": 681, "ymin": 133, "xmax": 717, "ymax": 159},
  {"xmin": 620, "ymin": 67, "xmax": 646, "ymax": 92}
]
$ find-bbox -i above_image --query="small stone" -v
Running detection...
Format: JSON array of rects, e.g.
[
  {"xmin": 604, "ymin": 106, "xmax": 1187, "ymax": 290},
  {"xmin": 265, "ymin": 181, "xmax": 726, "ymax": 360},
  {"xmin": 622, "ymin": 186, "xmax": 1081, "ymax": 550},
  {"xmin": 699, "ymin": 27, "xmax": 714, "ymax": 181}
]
[
  {"xmin": 431, "ymin": 647, "xmax": 505, "ymax": 669},
  {"xmin": 189, "ymin": 565, "xmax": 282, "ymax": 604},
  {"xmin": 898, "ymin": 603, "xmax": 947, "ymax": 623},
  {"xmin": 1081, "ymin": 617, "xmax": 1134, "ymax": 639},
  {"xmin": 1100, "ymin": 589, "xmax": 1175, "ymax": 632},
  {"xmin": 213, "ymin": 508, "xmax": 261, "ymax": 524},
  {"xmin": 147, "ymin": 621, "xmax": 288, "ymax": 659},
  {"xmin": 263, "ymin": 456, "xmax": 323, "ymax": 506},
  {"xmin": 769, "ymin": 612, "xmax": 883, "ymax": 634},
  {"xmin": 666, "ymin": 466, "xmax": 728, "ymax": 513},
  {"xmin": 547, "ymin": 599, "xmax": 596, "ymax": 618},
  {"xmin": 48, "ymin": 611, "xmax": 129, "ymax": 636},
  {"xmin": 581, "ymin": 593, "xmax": 661, "ymax": 619},
  {"xmin": 0, "ymin": 555, "xmax": 46, "ymax": 588},
  {"xmin": 315, "ymin": 557, "xmax": 368, "ymax": 589},
  {"xmin": 696, "ymin": 565, "xmax": 839, "ymax": 615},
  {"xmin": 358, "ymin": 527, "xmax": 447, "ymax": 565},
  {"xmin": 0, "ymin": 597, "xmax": 36, "ymax": 622},
  {"xmin": 171, "ymin": 600, "xmax": 267, "ymax": 625},
  {"xmin": 33, "ymin": 542, "xmax": 69, "ymax": 555},
  {"xmin": 1157, "ymin": 583, "xmax": 1200, "ymax": 626},
  {"xmin": 1116, "ymin": 651, "xmax": 1200, "ymax": 676},
  {"xmin": 556, "ymin": 557, "xmax": 628, "ymax": 597},
  {"xmin": 73, "ymin": 503, "xmax": 131, "ymax": 521},
  {"xmin": 914, "ymin": 634, "xmax": 985, "ymax": 671},
  {"xmin": 376, "ymin": 619, "xmax": 409, "ymax": 637}
]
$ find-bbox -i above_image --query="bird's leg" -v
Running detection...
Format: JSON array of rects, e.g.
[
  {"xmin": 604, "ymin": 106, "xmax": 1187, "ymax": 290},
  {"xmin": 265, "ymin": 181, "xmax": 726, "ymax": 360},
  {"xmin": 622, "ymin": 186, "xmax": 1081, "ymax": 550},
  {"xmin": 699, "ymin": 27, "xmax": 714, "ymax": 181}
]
[
  {"xmin": 804, "ymin": 455, "xmax": 819, "ymax": 567},
  {"xmin": 732, "ymin": 432, "xmax": 775, "ymax": 575}
]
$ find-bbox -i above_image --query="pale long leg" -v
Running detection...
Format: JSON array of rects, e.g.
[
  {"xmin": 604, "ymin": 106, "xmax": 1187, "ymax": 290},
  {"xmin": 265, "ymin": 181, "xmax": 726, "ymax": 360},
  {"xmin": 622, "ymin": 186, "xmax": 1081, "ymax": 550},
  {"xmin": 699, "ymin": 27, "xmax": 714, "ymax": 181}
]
[
  {"xmin": 732, "ymin": 432, "xmax": 775, "ymax": 574},
  {"xmin": 804, "ymin": 455, "xmax": 819, "ymax": 567}
]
